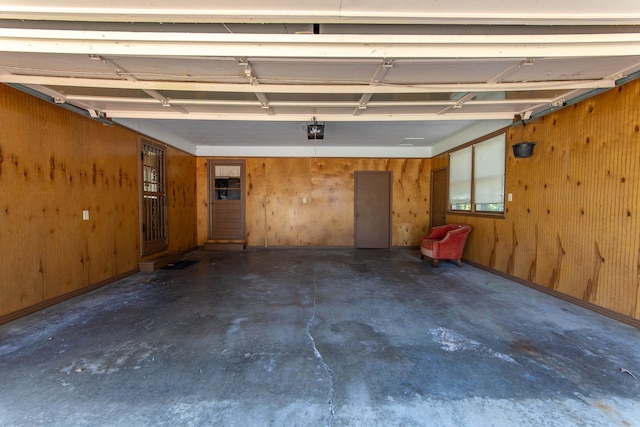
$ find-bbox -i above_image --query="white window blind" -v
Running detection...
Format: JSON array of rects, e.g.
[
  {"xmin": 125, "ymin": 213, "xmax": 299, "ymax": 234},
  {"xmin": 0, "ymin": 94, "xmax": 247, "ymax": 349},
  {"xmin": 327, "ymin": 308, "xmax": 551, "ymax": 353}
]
[
  {"xmin": 474, "ymin": 135, "xmax": 505, "ymax": 211},
  {"xmin": 215, "ymin": 165, "xmax": 241, "ymax": 178},
  {"xmin": 449, "ymin": 146, "xmax": 472, "ymax": 211},
  {"xmin": 448, "ymin": 133, "xmax": 506, "ymax": 214}
]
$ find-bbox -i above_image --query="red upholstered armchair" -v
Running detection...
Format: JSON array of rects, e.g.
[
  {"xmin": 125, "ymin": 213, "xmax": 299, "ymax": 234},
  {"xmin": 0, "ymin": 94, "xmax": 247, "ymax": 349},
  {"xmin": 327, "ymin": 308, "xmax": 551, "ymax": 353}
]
[{"xmin": 420, "ymin": 224, "xmax": 472, "ymax": 267}]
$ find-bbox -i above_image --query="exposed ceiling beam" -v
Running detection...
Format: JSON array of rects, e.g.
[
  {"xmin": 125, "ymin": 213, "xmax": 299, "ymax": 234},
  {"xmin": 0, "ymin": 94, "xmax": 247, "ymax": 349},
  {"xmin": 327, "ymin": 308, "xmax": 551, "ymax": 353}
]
[
  {"xmin": 99, "ymin": 111, "xmax": 517, "ymax": 121},
  {"xmin": 237, "ymin": 59, "xmax": 274, "ymax": 115},
  {"xmin": 1, "ymin": 29, "xmax": 640, "ymax": 58},
  {"xmin": 0, "ymin": 74, "xmax": 617, "ymax": 93},
  {"xmin": 436, "ymin": 92, "xmax": 476, "ymax": 114},
  {"xmin": 485, "ymin": 59, "xmax": 534, "ymax": 84},
  {"xmin": 63, "ymin": 94, "xmax": 555, "ymax": 108},
  {"xmin": 94, "ymin": 56, "xmax": 189, "ymax": 114},
  {"xmin": 354, "ymin": 60, "xmax": 393, "ymax": 115},
  {"xmin": 24, "ymin": 84, "xmax": 67, "ymax": 104},
  {"xmin": 0, "ymin": 1, "xmax": 639, "ymax": 25}
]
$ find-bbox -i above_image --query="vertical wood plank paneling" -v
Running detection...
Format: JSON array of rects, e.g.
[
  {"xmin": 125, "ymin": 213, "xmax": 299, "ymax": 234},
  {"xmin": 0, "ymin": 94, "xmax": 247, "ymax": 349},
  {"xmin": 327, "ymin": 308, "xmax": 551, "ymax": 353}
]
[
  {"xmin": 387, "ymin": 159, "xmax": 431, "ymax": 246},
  {"xmin": 81, "ymin": 121, "xmax": 139, "ymax": 288},
  {"xmin": 594, "ymin": 99, "xmax": 613, "ymax": 308},
  {"xmin": 0, "ymin": 84, "xmax": 197, "ymax": 320},
  {"xmin": 430, "ymin": 155, "xmax": 448, "ymax": 171},
  {"xmin": 610, "ymin": 93, "xmax": 625, "ymax": 312},
  {"xmin": 0, "ymin": 86, "xmax": 118, "ymax": 316},
  {"xmin": 459, "ymin": 79, "xmax": 640, "ymax": 321},
  {"xmin": 627, "ymin": 84, "xmax": 640, "ymax": 319},
  {"xmin": 1, "ymin": 88, "xmax": 52, "ymax": 312},
  {"xmin": 265, "ymin": 158, "xmax": 313, "ymax": 246},
  {"xmin": 56, "ymin": 117, "xmax": 94, "ymax": 294},
  {"xmin": 245, "ymin": 159, "xmax": 267, "ymax": 247},
  {"xmin": 3, "ymin": 79, "xmax": 638, "ymax": 322},
  {"xmin": 41, "ymin": 103, "xmax": 85, "ymax": 298},
  {"xmin": 614, "ymin": 84, "xmax": 640, "ymax": 317},
  {"xmin": 310, "ymin": 158, "xmax": 357, "ymax": 246},
  {"xmin": 358, "ymin": 158, "xmax": 390, "ymax": 172},
  {"xmin": 195, "ymin": 158, "xmax": 210, "ymax": 244},
  {"xmin": 0, "ymin": 87, "xmax": 141, "ymax": 304},
  {"xmin": 166, "ymin": 146, "xmax": 197, "ymax": 253},
  {"xmin": 196, "ymin": 157, "xmax": 431, "ymax": 248}
]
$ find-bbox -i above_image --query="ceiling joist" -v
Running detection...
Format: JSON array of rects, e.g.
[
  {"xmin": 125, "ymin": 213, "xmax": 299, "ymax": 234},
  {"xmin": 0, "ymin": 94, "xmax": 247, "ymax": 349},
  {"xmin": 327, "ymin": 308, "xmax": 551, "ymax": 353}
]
[
  {"xmin": 1, "ymin": 1, "xmax": 639, "ymax": 152},
  {"xmin": 1, "ymin": 29, "xmax": 640, "ymax": 58},
  {"xmin": 0, "ymin": 74, "xmax": 617, "ymax": 93},
  {"xmin": 237, "ymin": 59, "xmax": 274, "ymax": 114},
  {"xmin": 1, "ymin": 1, "xmax": 639, "ymax": 25},
  {"xmin": 63, "ymin": 94, "xmax": 556, "ymax": 108},
  {"xmin": 101, "ymin": 110, "xmax": 515, "ymax": 121}
]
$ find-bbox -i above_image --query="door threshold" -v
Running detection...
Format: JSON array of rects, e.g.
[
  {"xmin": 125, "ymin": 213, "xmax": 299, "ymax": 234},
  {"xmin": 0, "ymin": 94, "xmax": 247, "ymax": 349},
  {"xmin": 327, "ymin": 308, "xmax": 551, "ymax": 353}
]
[{"xmin": 204, "ymin": 240, "xmax": 246, "ymax": 251}]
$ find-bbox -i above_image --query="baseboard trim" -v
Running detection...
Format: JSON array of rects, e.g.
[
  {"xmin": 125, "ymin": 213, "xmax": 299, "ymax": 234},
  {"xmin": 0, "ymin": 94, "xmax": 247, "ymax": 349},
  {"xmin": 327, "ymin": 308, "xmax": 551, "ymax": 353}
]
[
  {"xmin": 0, "ymin": 269, "xmax": 138, "ymax": 326},
  {"xmin": 464, "ymin": 259, "xmax": 640, "ymax": 330}
]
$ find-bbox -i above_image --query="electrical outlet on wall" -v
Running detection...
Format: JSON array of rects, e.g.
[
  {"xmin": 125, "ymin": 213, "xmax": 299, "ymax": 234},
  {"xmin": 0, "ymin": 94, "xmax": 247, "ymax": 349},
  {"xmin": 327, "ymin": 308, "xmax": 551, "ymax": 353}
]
[{"xmin": 82, "ymin": 210, "xmax": 90, "ymax": 220}]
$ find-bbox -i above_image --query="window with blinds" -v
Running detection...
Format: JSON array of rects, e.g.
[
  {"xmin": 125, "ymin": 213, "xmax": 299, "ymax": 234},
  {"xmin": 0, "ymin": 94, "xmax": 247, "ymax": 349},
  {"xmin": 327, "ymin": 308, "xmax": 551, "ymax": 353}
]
[
  {"xmin": 474, "ymin": 135, "xmax": 505, "ymax": 213},
  {"xmin": 448, "ymin": 134, "xmax": 505, "ymax": 215},
  {"xmin": 449, "ymin": 146, "xmax": 472, "ymax": 211}
]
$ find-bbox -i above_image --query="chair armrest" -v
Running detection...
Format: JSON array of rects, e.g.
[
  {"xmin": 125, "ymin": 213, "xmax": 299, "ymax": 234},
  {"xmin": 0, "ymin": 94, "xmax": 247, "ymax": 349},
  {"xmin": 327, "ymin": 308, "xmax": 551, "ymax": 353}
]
[{"xmin": 439, "ymin": 226, "xmax": 471, "ymax": 245}]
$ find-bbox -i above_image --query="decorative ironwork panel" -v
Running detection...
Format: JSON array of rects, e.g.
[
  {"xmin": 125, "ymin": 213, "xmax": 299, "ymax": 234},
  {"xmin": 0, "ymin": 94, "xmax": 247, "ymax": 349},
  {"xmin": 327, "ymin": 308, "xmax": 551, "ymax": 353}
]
[{"xmin": 141, "ymin": 139, "xmax": 168, "ymax": 255}]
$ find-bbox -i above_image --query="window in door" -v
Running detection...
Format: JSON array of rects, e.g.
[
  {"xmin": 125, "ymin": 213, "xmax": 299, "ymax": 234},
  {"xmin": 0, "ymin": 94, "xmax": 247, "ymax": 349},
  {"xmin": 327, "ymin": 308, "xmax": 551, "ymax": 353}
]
[
  {"xmin": 214, "ymin": 165, "xmax": 242, "ymax": 201},
  {"xmin": 140, "ymin": 139, "xmax": 168, "ymax": 255}
]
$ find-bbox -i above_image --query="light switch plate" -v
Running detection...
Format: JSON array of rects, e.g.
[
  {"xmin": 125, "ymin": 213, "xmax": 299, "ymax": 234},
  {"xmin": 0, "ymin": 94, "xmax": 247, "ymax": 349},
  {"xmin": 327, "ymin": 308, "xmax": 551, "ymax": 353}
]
[{"xmin": 82, "ymin": 210, "xmax": 90, "ymax": 220}]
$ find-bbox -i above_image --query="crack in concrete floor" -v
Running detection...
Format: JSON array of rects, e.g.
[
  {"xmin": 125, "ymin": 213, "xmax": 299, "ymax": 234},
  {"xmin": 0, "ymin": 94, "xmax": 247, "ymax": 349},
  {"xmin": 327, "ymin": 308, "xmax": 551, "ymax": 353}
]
[{"xmin": 305, "ymin": 265, "xmax": 335, "ymax": 425}]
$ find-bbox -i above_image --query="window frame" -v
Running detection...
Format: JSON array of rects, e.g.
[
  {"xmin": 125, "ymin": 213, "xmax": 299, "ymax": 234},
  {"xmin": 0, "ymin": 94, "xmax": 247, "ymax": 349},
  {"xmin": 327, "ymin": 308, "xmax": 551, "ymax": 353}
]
[{"xmin": 447, "ymin": 131, "xmax": 507, "ymax": 218}]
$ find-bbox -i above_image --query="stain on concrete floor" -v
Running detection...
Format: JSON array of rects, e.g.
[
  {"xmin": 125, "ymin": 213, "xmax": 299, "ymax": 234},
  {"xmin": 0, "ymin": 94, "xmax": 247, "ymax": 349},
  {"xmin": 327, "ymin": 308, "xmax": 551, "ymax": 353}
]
[{"xmin": 1, "ymin": 248, "xmax": 639, "ymax": 426}]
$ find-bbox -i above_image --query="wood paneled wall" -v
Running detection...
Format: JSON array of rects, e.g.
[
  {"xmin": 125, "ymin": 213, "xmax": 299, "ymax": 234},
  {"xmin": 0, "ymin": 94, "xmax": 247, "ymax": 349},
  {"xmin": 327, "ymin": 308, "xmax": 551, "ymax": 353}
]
[
  {"xmin": 164, "ymin": 146, "xmax": 197, "ymax": 254},
  {"xmin": 446, "ymin": 79, "xmax": 640, "ymax": 321},
  {"xmin": 0, "ymin": 84, "xmax": 197, "ymax": 320},
  {"xmin": 196, "ymin": 158, "xmax": 431, "ymax": 247},
  {"xmin": 6, "ymin": 77, "xmax": 638, "ymax": 323}
]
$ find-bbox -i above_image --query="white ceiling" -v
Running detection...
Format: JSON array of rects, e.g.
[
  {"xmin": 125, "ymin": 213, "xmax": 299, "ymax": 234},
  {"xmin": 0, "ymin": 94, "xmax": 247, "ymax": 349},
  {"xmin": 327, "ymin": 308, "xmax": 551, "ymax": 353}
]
[{"xmin": 1, "ymin": 1, "xmax": 640, "ymax": 157}]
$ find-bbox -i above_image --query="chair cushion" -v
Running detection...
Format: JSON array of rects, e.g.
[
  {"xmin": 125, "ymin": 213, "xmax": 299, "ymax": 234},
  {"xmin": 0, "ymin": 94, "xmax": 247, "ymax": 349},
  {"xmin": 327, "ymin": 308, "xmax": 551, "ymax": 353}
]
[{"xmin": 420, "ymin": 238, "xmax": 435, "ymax": 250}]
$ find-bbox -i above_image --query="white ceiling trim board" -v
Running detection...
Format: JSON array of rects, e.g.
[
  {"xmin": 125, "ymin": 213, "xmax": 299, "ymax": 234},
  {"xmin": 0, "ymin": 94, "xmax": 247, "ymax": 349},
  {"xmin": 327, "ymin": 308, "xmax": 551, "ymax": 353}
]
[
  {"xmin": 195, "ymin": 144, "xmax": 432, "ymax": 159},
  {"xmin": 2, "ymin": 3, "xmax": 638, "ymax": 154},
  {"xmin": 1, "ymin": 1, "xmax": 639, "ymax": 25},
  {"xmin": 103, "ymin": 111, "xmax": 516, "ymax": 121},
  {"xmin": 2, "ymin": 29, "xmax": 640, "ymax": 58},
  {"xmin": 63, "ymin": 95, "xmax": 556, "ymax": 108}
]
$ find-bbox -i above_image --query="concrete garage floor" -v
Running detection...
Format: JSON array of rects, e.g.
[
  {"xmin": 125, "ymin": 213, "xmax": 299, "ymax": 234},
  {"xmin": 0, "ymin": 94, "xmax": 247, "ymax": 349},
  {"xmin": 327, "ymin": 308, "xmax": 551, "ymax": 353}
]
[{"xmin": 1, "ymin": 249, "xmax": 639, "ymax": 426}]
